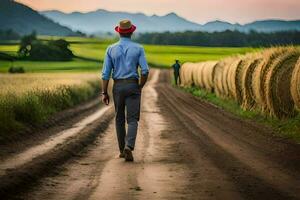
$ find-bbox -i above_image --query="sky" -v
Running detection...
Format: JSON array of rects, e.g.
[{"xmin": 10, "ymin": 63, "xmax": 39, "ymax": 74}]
[{"xmin": 16, "ymin": 0, "xmax": 300, "ymax": 24}]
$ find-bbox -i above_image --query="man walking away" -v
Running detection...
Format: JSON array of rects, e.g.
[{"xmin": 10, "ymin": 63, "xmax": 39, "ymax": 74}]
[
  {"xmin": 172, "ymin": 60, "xmax": 181, "ymax": 85},
  {"xmin": 101, "ymin": 20, "xmax": 149, "ymax": 162}
]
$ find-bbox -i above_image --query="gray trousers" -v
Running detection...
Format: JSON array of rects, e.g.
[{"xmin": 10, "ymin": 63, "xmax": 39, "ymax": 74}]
[{"xmin": 113, "ymin": 82, "xmax": 141, "ymax": 152}]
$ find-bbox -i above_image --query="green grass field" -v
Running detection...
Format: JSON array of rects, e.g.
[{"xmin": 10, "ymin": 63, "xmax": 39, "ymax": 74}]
[{"xmin": 0, "ymin": 36, "xmax": 259, "ymax": 72}]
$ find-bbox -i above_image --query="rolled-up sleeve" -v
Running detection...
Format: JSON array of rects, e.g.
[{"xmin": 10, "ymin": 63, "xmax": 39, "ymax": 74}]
[
  {"xmin": 102, "ymin": 47, "xmax": 113, "ymax": 80},
  {"xmin": 139, "ymin": 47, "xmax": 149, "ymax": 76}
]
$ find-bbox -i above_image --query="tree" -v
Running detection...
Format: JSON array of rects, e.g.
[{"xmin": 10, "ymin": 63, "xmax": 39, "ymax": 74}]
[{"xmin": 18, "ymin": 31, "xmax": 37, "ymax": 57}]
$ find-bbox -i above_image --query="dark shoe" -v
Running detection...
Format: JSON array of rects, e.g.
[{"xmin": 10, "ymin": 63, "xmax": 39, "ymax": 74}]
[
  {"xmin": 119, "ymin": 152, "xmax": 125, "ymax": 158},
  {"xmin": 123, "ymin": 146, "xmax": 134, "ymax": 162}
]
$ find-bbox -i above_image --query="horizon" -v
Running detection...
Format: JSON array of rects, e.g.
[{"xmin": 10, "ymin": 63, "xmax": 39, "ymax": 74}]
[
  {"xmin": 15, "ymin": 0, "xmax": 300, "ymax": 24},
  {"xmin": 41, "ymin": 8, "xmax": 300, "ymax": 26}
]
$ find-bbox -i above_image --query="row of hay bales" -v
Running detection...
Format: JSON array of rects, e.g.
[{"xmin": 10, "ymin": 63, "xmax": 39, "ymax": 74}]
[{"xmin": 180, "ymin": 47, "xmax": 300, "ymax": 119}]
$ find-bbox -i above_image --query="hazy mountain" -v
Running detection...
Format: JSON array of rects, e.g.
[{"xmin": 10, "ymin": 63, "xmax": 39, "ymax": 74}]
[
  {"xmin": 41, "ymin": 9, "xmax": 201, "ymax": 33},
  {"xmin": 0, "ymin": 0, "xmax": 76, "ymax": 36},
  {"xmin": 42, "ymin": 10, "xmax": 300, "ymax": 34},
  {"xmin": 200, "ymin": 20, "xmax": 241, "ymax": 32},
  {"xmin": 200, "ymin": 20, "xmax": 300, "ymax": 32},
  {"xmin": 243, "ymin": 20, "xmax": 300, "ymax": 32}
]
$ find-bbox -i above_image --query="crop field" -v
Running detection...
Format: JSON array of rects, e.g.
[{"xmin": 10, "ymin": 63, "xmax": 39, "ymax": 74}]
[
  {"xmin": 0, "ymin": 36, "xmax": 258, "ymax": 73},
  {"xmin": 180, "ymin": 46, "xmax": 300, "ymax": 119},
  {"xmin": 0, "ymin": 59, "xmax": 101, "ymax": 73},
  {"xmin": 0, "ymin": 73, "xmax": 99, "ymax": 96},
  {"xmin": 0, "ymin": 73, "xmax": 100, "ymax": 140}
]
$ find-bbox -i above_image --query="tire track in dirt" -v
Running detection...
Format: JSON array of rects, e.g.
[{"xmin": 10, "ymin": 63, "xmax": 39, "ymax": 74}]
[
  {"xmin": 0, "ymin": 106, "xmax": 112, "ymax": 175},
  {"xmin": 0, "ymin": 104, "xmax": 115, "ymax": 198}
]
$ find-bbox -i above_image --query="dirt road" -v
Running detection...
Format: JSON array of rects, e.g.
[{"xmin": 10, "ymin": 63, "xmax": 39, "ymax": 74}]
[{"xmin": 3, "ymin": 70, "xmax": 300, "ymax": 200}]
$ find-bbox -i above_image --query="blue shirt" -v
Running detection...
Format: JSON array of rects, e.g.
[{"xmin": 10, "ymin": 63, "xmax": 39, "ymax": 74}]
[{"xmin": 102, "ymin": 37, "xmax": 149, "ymax": 80}]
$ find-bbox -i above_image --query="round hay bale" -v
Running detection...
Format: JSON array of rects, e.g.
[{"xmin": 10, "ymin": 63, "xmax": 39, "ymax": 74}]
[
  {"xmin": 193, "ymin": 62, "xmax": 205, "ymax": 88},
  {"xmin": 241, "ymin": 56, "xmax": 263, "ymax": 110},
  {"xmin": 202, "ymin": 61, "xmax": 218, "ymax": 92},
  {"xmin": 227, "ymin": 57, "xmax": 243, "ymax": 102},
  {"xmin": 180, "ymin": 62, "xmax": 195, "ymax": 87},
  {"xmin": 252, "ymin": 47, "xmax": 287, "ymax": 112},
  {"xmin": 291, "ymin": 58, "xmax": 300, "ymax": 111},
  {"xmin": 265, "ymin": 48, "xmax": 300, "ymax": 118},
  {"xmin": 235, "ymin": 55, "xmax": 252, "ymax": 105},
  {"xmin": 213, "ymin": 60, "xmax": 226, "ymax": 98},
  {"xmin": 198, "ymin": 63, "xmax": 206, "ymax": 89},
  {"xmin": 222, "ymin": 57, "xmax": 235, "ymax": 98},
  {"xmin": 222, "ymin": 59, "xmax": 231, "ymax": 98}
]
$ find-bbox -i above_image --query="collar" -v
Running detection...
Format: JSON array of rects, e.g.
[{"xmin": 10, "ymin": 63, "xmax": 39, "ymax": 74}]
[{"xmin": 119, "ymin": 37, "xmax": 132, "ymax": 42}]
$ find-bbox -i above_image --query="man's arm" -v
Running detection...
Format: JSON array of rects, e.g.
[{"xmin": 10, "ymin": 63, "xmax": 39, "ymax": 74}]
[
  {"xmin": 138, "ymin": 47, "xmax": 149, "ymax": 89},
  {"xmin": 101, "ymin": 47, "xmax": 113, "ymax": 105},
  {"xmin": 139, "ymin": 74, "xmax": 148, "ymax": 89}
]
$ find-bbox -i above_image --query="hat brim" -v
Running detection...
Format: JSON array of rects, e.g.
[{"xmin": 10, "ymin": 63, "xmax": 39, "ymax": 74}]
[{"xmin": 115, "ymin": 25, "xmax": 136, "ymax": 34}]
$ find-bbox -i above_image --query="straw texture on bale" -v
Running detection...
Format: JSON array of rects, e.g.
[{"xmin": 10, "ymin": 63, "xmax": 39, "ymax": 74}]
[
  {"xmin": 180, "ymin": 62, "xmax": 196, "ymax": 87},
  {"xmin": 235, "ymin": 57, "xmax": 249, "ymax": 105},
  {"xmin": 213, "ymin": 60, "xmax": 225, "ymax": 97},
  {"xmin": 227, "ymin": 58, "xmax": 243, "ymax": 102},
  {"xmin": 264, "ymin": 49, "xmax": 300, "ymax": 118},
  {"xmin": 202, "ymin": 61, "xmax": 218, "ymax": 92},
  {"xmin": 221, "ymin": 59, "xmax": 232, "ymax": 98},
  {"xmin": 252, "ymin": 48, "xmax": 287, "ymax": 112},
  {"xmin": 213, "ymin": 58, "xmax": 233, "ymax": 98},
  {"xmin": 193, "ymin": 63, "xmax": 205, "ymax": 87},
  {"xmin": 291, "ymin": 58, "xmax": 300, "ymax": 111},
  {"xmin": 241, "ymin": 57, "xmax": 263, "ymax": 110}
]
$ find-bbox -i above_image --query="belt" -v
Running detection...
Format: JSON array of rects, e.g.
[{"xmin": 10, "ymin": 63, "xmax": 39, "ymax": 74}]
[{"xmin": 114, "ymin": 79, "xmax": 138, "ymax": 84}]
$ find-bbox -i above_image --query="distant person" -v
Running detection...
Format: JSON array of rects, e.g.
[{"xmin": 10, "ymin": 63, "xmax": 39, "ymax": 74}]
[
  {"xmin": 101, "ymin": 20, "xmax": 149, "ymax": 162},
  {"xmin": 172, "ymin": 60, "xmax": 181, "ymax": 85}
]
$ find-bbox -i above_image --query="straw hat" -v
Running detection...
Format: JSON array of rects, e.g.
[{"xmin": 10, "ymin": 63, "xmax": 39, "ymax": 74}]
[{"xmin": 115, "ymin": 19, "xmax": 136, "ymax": 34}]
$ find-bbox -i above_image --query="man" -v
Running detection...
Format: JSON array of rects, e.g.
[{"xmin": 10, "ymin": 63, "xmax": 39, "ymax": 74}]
[
  {"xmin": 101, "ymin": 20, "xmax": 149, "ymax": 162},
  {"xmin": 172, "ymin": 60, "xmax": 181, "ymax": 85}
]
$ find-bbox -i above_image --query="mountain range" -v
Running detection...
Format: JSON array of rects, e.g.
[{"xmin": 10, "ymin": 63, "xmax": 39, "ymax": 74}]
[
  {"xmin": 42, "ymin": 10, "xmax": 300, "ymax": 34},
  {"xmin": 1, "ymin": 0, "xmax": 300, "ymax": 37},
  {"xmin": 41, "ymin": 10, "xmax": 200, "ymax": 34},
  {"xmin": 0, "ymin": 0, "xmax": 76, "ymax": 36}
]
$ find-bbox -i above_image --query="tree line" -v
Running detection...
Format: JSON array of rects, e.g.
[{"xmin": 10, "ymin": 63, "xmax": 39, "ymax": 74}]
[{"xmin": 135, "ymin": 30, "xmax": 300, "ymax": 47}]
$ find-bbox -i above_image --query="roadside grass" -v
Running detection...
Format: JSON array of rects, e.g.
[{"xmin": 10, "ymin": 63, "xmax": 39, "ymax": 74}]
[
  {"xmin": 0, "ymin": 73, "xmax": 101, "ymax": 143},
  {"xmin": 183, "ymin": 86, "xmax": 300, "ymax": 143}
]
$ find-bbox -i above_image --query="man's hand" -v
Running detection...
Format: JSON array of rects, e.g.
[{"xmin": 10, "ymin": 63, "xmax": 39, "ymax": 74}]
[
  {"xmin": 101, "ymin": 79, "xmax": 110, "ymax": 105},
  {"xmin": 139, "ymin": 74, "xmax": 148, "ymax": 91},
  {"xmin": 101, "ymin": 93, "xmax": 110, "ymax": 105},
  {"xmin": 139, "ymin": 84, "xmax": 144, "ymax": 91}
]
